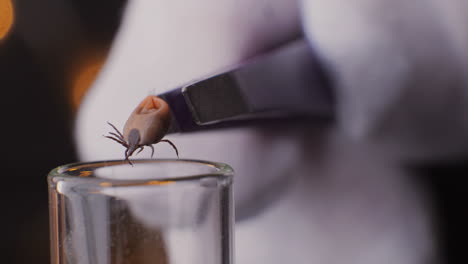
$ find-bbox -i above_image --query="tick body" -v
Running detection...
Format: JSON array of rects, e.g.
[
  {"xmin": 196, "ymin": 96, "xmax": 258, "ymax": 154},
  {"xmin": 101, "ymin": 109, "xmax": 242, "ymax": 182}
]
[{"xmin": 105, "ymin": 95, "xmax": 179, "ymax": 164}]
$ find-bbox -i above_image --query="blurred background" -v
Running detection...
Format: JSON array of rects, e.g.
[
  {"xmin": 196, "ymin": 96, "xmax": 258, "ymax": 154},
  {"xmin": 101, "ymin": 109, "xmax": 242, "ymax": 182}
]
[
  {"xmin": 0, "ymin": 0, "xmax": 465, "ymax": 263},
  {"xmin": 0, "ymin": 0, "xmax": 127, "ymax": 262}
]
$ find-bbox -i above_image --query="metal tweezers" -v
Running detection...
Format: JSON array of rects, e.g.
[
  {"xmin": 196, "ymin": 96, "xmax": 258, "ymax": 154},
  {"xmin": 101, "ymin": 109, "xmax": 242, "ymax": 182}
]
[{"xmin": 159, "ymin": 39, "xmax": 334, "ymax": 134}]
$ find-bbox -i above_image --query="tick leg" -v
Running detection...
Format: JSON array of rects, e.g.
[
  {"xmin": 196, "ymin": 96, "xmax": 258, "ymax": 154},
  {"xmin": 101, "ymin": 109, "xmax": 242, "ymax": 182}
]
[
  {"xmin": 136, "ymin": 146, "xmax": 144, "ymax": 155},
  {"xmin": 106, "ymin": 134, "xmax": 126, "ymax": 145},
  {"xmin": 149, "ymin": 145, "xmax": 155, "ymax": 158},
  {"xmin": 107, "ymin": 122, "xmax": 124, "ymax": 139},
  {"xmin": 125, "ymin": 157, "xmax": 133, "ymax": 166},
  {"xmin": 109, "ymin": 132, "xmax": 125, "ymax": 142},
  {"xmin": 105, "ymin": 135, "xmax": 127, "ymax": 146},
  {"xmin": 124, "ymin": 148, "xmax": 134, "ymax": 166},
  {"xmin": 160, "ymin": 139, "xmax": 179, "ymax": 158},
  {"xmin": 105, "ymin": 135, "xmax": 128, "ymax": 147}
]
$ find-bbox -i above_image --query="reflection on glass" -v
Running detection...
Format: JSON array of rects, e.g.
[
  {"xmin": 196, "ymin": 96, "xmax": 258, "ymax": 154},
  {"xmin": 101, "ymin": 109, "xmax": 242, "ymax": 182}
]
[{"xmin": 48, "ymin": 159, "xmax": 234, "ymax": 264}]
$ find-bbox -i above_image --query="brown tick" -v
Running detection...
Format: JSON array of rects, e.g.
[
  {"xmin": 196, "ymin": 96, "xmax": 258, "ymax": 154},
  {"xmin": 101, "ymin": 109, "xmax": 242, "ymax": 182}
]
[{"xmin": 105, "ymin": 95, "xmax": 179, "ymax": 165}]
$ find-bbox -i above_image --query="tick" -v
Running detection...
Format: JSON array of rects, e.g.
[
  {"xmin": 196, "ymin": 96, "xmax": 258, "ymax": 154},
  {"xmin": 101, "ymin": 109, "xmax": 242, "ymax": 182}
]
[{"xmin": 105, "ymin": 95, "xmax": 179, "ymax": 165}]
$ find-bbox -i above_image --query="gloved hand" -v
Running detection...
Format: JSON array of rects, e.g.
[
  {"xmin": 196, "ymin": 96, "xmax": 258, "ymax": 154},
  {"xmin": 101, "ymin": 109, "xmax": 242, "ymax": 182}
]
[
  {"xmin": 301, "ymin": 0, "xmax": 468, "ymax": 161},
  {"xmin": 76, "ymin": 0, "xmax": 302, "ymax": 216},
  {"xmin": 75, "ymin": 1, "xmax": 442, "ymax": 264}
]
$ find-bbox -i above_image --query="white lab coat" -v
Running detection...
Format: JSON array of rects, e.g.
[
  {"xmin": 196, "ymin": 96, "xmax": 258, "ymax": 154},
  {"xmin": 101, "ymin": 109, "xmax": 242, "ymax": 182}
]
[{"xmin": 76, "ymin": 0, "xmax": 468, "ymax": 263}]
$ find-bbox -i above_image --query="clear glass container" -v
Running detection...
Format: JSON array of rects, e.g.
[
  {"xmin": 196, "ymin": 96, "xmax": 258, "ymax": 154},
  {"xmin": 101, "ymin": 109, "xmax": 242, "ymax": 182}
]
[{"xmin": 48, "ymin": 159, "xmax": 234, "ymax": 264}]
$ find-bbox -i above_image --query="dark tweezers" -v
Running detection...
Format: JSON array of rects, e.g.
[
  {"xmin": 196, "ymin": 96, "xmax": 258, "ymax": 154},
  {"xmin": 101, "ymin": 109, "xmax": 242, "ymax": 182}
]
[{"xmin": 158, "ymin": 39, "xmax": 334, "ymax": 134}]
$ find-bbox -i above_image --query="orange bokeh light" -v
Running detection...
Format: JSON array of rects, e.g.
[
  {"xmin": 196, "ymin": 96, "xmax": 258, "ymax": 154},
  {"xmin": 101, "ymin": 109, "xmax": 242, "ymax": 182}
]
[
  {"xmin": 0, "ymin": 0, "xmax": 14, "ymax": 40},
  {"xmin": 70, "ymin": 52, "xmax": 106, "ymax": 111}
]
